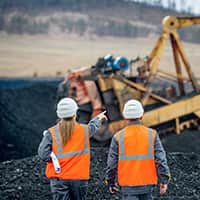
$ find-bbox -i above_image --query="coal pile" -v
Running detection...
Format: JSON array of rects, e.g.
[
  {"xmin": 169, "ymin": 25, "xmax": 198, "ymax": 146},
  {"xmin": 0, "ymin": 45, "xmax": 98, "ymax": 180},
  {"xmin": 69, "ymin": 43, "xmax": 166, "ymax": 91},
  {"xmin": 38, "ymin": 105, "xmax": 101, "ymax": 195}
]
[
  {"xmin": 0, "ymin": 148, "xmax": 200, "ymax": 200},
  {"xmin": 0, "ymin": 78, "xmax": 61, "ymax": 162},
  {"xmin": 161, "ymin": 130, "xmax": 200, "ymax": 153}
]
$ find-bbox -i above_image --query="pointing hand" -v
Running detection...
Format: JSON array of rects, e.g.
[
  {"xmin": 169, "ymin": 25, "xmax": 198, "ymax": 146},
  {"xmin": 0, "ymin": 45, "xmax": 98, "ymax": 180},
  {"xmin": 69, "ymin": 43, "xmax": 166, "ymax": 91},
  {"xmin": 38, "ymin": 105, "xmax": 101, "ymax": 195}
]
[{"xmin": 97, "ymin": 111, "xmax": 107, "ymax": 121}]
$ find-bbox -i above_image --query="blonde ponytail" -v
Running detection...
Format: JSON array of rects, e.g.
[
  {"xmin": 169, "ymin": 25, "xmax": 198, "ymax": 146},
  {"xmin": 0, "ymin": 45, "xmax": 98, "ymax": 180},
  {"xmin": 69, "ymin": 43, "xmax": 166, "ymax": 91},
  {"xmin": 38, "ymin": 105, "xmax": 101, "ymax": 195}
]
[{"xmin": 59, "ymin": 117, "xmax": 76, "ymax": 145}]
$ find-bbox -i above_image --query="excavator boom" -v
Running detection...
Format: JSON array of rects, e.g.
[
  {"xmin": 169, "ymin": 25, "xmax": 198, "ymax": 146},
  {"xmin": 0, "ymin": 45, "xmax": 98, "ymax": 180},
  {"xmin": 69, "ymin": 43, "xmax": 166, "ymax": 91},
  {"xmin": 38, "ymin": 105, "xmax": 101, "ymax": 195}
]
[
  {"xmin": 163, "ymin": 16, "xmax": 200, "ymax": 32},
  {"xmin": 145, "ymin": 15, "xmax": 200, "ymax": 100}
]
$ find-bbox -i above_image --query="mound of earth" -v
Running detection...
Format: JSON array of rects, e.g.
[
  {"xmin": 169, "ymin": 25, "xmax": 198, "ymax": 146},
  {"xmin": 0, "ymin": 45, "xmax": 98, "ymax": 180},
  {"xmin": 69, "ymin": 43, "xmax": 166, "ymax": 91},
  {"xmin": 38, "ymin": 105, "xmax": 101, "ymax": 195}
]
[{"xmin": 0, "ymin": 78, "xmax": 61, "ymax": 162}]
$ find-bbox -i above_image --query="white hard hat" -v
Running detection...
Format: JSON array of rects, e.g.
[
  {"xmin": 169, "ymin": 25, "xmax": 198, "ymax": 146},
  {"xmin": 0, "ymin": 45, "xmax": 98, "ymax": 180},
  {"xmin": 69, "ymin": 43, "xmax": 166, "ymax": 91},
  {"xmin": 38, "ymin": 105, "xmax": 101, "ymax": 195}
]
[
  {"xmin": 122, "ymin": 99, "xmax": 144, "ymax": 119},
  {"xmin": 56, "ymin": 97, "xmax": 78, "ymax": 119}
]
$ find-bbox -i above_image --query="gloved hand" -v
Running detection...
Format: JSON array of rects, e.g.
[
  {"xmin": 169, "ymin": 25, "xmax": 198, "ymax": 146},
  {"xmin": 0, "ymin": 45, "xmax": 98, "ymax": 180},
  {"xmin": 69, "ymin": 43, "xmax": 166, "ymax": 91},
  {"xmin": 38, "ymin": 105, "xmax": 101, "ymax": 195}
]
[
  {"xmin": 108, "ymin": 183, "xmax": 119, "ymax": 194},
  {"xmin": 104, "ymin": 179, "xmax": 119, "ymax": 194},
  {"xmin": 160, "ymin": 183, "xmax": 168, "ymax": 195}
]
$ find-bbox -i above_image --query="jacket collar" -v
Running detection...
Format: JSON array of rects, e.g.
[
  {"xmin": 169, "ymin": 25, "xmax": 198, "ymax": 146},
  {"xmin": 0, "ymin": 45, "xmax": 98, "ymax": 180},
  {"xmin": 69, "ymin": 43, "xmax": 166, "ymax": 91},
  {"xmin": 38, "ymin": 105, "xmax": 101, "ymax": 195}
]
[{"xmin": 127, "ymin": 120, "xmax": 143, "ymax": 126}]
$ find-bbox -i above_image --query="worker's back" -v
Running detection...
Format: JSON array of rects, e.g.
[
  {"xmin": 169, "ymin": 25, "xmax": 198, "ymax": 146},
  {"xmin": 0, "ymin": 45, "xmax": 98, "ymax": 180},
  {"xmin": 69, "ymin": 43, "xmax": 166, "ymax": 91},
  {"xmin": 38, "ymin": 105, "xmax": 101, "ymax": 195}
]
[{"xmin": 117, "ymin": 124, "xmax": 157, "ymax": 186}]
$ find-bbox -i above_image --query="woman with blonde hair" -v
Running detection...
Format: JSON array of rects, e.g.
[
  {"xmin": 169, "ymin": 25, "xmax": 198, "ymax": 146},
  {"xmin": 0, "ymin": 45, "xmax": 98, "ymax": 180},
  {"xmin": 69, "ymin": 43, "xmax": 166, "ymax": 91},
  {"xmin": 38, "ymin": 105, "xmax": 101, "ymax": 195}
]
[{"xmin": 38, "ymin": 97, "xmax": 106, "ymax": 200}]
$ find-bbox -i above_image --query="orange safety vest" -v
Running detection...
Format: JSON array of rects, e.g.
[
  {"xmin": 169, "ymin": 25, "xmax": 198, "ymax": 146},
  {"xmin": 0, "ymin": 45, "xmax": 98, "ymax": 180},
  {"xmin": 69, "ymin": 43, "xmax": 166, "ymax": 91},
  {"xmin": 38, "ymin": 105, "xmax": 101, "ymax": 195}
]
[
  {"xmin": 45, "ymin": 123, "xmax": 90, "ymax": 180},
  {"xmin": 116, "ymin": 125, "xmax": 157, "ymax": 186}
]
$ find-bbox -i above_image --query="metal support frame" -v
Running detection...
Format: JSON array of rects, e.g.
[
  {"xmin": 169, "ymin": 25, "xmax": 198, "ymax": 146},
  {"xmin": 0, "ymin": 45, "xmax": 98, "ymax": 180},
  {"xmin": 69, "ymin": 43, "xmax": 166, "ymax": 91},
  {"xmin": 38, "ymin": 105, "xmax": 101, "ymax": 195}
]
[{"xmin": 141, "ymin": 16, "xmax": 200, "ymax": 105}]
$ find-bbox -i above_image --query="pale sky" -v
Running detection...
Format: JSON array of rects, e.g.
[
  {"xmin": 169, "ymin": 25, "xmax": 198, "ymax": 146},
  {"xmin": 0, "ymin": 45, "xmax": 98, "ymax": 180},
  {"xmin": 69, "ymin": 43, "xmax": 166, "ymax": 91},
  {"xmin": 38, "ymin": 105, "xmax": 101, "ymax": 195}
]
[
  {"xmin": 131, "ymin": 0, "xmax": 200, "ymax": 14},
  {"xmin": 162, "ymin": 0, "xmax": 200, "ymax": 14}
]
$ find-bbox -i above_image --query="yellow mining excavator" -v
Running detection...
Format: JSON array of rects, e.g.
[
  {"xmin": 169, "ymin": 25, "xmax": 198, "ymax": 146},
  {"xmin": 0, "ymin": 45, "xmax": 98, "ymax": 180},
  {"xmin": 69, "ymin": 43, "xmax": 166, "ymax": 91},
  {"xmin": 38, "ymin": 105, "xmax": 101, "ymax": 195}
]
[
  {"xmin": 108, "ymin": 16, "xmax": 200, "ymax": 135},
  {"xmin": 57, "ymin": 16, "xmax": 200, "ymax": 141}
]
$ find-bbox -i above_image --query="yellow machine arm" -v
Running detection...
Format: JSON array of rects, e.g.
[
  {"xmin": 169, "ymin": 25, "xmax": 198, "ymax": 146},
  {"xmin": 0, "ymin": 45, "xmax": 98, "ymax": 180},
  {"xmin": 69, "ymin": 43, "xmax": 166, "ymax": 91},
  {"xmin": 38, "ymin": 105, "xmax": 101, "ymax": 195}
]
[
  {"xmin": 143, "ymin": 16, "xmax": 200, "ymax": 105},
  {"xmin": 163, "ymin": 16, "xmax": 200, "ymax": 31}
]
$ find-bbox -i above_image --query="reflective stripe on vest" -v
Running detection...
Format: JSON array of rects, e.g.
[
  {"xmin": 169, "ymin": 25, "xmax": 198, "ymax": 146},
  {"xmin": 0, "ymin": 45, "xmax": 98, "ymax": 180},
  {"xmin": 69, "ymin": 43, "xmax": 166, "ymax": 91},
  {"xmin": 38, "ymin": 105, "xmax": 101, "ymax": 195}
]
[
  {"xmin": 119, "ymin": 128, "xmax": 154, "ymax": 160},
  {"xmin": 53, "ymin": 124, "xmax": 89, "ymax": 159}
]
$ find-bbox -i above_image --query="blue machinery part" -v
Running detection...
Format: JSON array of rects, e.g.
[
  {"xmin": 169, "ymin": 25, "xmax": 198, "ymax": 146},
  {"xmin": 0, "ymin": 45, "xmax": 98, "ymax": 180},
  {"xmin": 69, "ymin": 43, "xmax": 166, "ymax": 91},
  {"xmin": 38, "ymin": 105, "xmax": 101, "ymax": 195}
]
[
  {"xmin": 104, "ymin": 54, "xmax": 129, "ymax": 71},
  {"xmin": 113, "ymin": 56, "xmax": 129, "ymax": 71}
]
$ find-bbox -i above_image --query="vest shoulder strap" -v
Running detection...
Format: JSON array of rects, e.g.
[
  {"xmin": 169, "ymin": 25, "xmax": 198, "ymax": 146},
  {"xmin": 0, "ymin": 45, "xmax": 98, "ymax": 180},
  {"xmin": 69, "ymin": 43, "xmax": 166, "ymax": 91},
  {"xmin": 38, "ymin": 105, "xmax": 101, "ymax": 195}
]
[{"xmin": 51, "ymin": 124, "xmax": 89, "ymax": 159}]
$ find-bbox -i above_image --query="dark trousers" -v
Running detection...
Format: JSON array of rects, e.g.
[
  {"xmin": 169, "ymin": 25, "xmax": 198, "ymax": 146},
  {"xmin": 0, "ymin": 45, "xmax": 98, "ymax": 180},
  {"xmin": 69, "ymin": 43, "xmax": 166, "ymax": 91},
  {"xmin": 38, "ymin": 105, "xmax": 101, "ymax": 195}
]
[
  {"xmin": 122, "ymin": 193, "xmax": 153, "ymax": 200},
  {"xmin": 50, "ymin": 178, "xmax": 88, "ymax": 200}
]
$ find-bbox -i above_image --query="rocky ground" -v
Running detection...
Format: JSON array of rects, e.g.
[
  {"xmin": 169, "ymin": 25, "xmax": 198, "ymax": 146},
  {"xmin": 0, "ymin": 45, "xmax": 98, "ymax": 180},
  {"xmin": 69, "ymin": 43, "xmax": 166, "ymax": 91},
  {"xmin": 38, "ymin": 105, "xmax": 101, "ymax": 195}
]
[
  {"xmin": 0, "ymin": 149, "xmax": 200, "ymax": 200},
  {"xmin": 0, "ymin": 78, "xmax": 200, "ymax": 199}
]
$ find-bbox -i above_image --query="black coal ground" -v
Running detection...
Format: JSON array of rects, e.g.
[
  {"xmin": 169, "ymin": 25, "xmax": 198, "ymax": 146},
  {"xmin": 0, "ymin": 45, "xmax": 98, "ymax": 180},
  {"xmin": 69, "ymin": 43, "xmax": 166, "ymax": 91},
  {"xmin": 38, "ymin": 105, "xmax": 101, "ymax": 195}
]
[
  {"xmin": 0, "ymin": 78, "xmax": 200, "ymax": 199},
  {"xmin": 0, "ymin": 78, "xmax": 60, "ymax": 162},
  {"xmin": 0, "ymin": 150, "xmax": 200, "ymax": 200}
]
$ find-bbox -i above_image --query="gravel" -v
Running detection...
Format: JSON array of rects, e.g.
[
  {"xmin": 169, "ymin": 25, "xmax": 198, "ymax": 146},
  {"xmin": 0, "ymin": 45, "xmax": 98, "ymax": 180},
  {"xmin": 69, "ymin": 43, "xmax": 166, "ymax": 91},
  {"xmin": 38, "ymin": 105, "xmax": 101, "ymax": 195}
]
[{"xmin": 0, "ymin": 149, "xmax": 200, "ymax": 200}]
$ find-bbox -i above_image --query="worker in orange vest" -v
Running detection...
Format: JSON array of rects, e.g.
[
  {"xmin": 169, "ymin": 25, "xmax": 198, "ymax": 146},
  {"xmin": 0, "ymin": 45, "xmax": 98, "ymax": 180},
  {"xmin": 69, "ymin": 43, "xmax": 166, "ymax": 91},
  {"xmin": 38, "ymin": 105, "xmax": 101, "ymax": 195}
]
[
  {"xmin": 106, "ymin": 99, "xmax": 170, "ymax": 200},
  {"xmin": 38, "ymin": 97, "xmax": 107, "ymax": 200}
]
